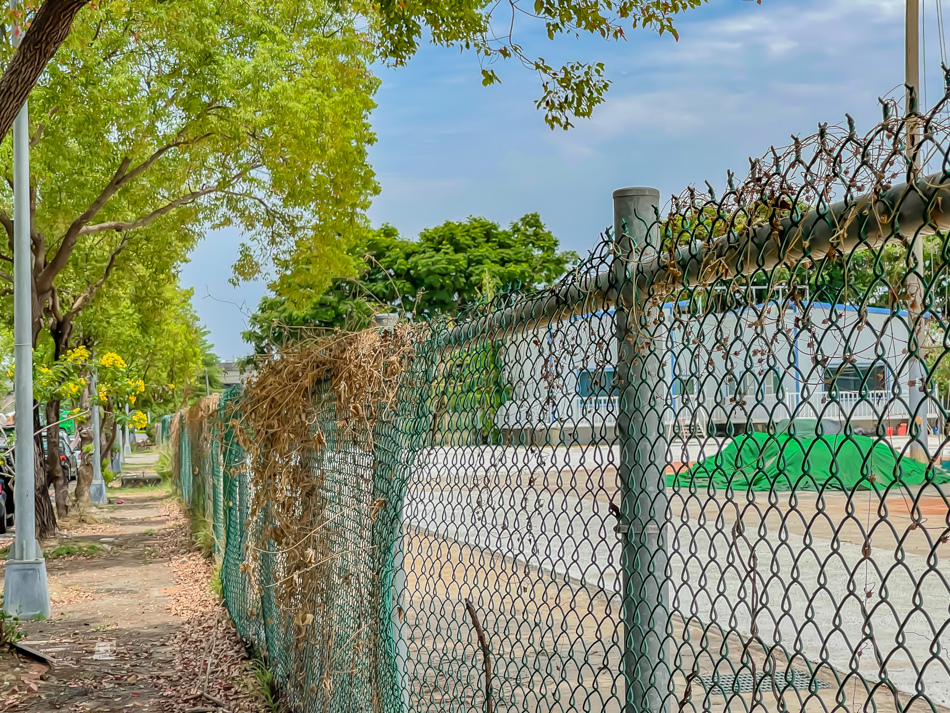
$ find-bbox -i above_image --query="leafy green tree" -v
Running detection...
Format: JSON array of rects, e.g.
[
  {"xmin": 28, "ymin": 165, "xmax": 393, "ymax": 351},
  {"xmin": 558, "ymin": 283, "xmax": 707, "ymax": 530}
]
[
  {"xmin": 74, "ymin": 276, "xmax": 216, "ymax": 415},
  {"xmin": 0, "ymin": 0, "xmax": 704, "ymax": 150},
  {"xmin": 246, "ymin": 213, "xmax": 576, "ymax": 353},
  {"xmin": 0, "ymin": 0, "xmax": 377, "ymax": 536},
  {"xmin": 3, "ymin": 0, "xmax": 379, "ymax": 346}
]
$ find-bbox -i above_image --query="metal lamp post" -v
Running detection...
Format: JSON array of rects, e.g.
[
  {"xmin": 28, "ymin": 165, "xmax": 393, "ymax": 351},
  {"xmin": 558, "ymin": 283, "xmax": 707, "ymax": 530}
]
[
  {"xmin": 2, "ymin": 7, "xmax": 51, "ymax": 618},
  {"xmin": 123, "ymin": 403, "xmax": 131, "ymax": 456},
  {"xmin": 89, "ymin": 370, "xmax": 107, "ymax": 505}
]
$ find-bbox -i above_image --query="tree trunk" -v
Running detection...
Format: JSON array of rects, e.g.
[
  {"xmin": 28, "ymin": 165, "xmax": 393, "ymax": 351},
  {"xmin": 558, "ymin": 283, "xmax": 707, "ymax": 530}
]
[
  {"xmin": 0, "ymin": 0, "xmax": 89, "ymax": 145},
  {"xmin": 45, "ymin": 399, "xmax": 68, "ymax": 518},
  {"xmin": 75, "ymin": 422, "xmax": 93, "ymax": 505},
  {"xmin": 101, "ymin": 404, "xmax": 116, "ymax": 472},
  {"xmin": 32, "ymin": 401, "xmax": 56, "ymax": 539},
  {"xmin": 46, "ymin": 318, "xmax": 73, "ymax": 517}
]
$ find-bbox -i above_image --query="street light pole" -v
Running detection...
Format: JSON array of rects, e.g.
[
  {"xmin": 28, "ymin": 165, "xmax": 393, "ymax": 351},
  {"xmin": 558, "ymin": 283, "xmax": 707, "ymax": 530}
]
[
  {"xmin": 123, "ymin": 403, "xmax": 130, "ymax": 456},
  {"xmin": 2, "ymin": 6, "xmax": 51, "ymax": 618}
]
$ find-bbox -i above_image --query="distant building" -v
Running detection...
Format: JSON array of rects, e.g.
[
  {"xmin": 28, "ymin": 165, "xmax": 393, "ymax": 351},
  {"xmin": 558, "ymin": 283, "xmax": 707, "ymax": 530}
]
[
  {"xmin": 493, "ymin": 297, "xmax": 941, "ymax": 443},
  {"xmin": 218, "ymin": 361, "xmax": 250, "ymax": 388}
]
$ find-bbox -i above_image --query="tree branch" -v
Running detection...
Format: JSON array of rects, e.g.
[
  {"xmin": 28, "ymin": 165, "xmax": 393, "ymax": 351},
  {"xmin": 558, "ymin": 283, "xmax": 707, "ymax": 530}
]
[
  {"xmin": 49, "ymin": 284, "xmax": 63, "ymax": 322},
  {"xmin": 76, "ymin": 189, "xmax": 211, "ymax": 237},
  {"xmin": 30, "ymin": 122, "xmax": 44, "ymax": 147},
  {"xmin": 0, "ymin": 210, "xmax": 13, "ymax": 242},
  {"xmin": 77, "ymin": 167, "xmax": 256, "ymax": 238},
  {"xmin": 0, "ymin": 0, "xmax": 89, "ymax": 145},
  {"xmin": 36, "ymin": 155, "xmax": 131, "ymax": 292},
  {"xmin": 63, "ymin": 232, "xmax": 130, "ymax": 320},
  {"xmin": 37, "ymin": 130, "xmax": 213, "ymax": 292}
]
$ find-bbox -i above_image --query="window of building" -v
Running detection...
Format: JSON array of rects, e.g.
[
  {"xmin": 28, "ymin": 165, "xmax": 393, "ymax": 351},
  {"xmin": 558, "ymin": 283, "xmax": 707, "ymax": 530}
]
[
  {"xmin": 764, "ymin": 370, "xmax": 782, "ymax": 395},
  {"xmin": 823, "ymin": 364, "xmax": 886, "ymax": 393},
  {"xmin": 578, "ymin": 368, "xmax": 616, "ymax": 398},
  {"xmin": 674, "ymin": 377, "xmax": 698, "ymax": 396}
]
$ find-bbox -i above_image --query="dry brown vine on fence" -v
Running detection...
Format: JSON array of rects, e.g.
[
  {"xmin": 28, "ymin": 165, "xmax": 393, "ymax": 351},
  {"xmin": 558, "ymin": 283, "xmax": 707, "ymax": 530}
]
[{"xmin": 227, "ymin": 325, "xmax": 417, "ymax": 659}]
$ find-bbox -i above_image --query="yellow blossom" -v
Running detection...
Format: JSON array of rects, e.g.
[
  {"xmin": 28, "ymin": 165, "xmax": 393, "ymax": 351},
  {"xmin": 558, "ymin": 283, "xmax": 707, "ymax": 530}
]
[
  {"xmin": 128, "ymin": 395, "xmax": 136, "ymax": 405},
  {"xmin": 130, "ymin": 411, "xmax": 148, "ymax": 430},
  {"xmin": 99, "ymin": 352, "xmax": 126, "ymax": 369},
  {"xmin": 39, "ymin": 366, "xmax": 51, "ymax": 374},
  {"xmin": 65, "ymin": 346, "xmax": 90, "ymax": 363}
]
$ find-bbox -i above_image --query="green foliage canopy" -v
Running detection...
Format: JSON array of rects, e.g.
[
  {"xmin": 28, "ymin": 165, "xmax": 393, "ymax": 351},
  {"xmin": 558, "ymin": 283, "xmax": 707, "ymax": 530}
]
[
  {"xmin": 245, "ymin": 213, "xmax": 577, "ymax": 353},
  {"xmin": 0, "ymin": 0, "xmax": 379, "ymax": 347}
]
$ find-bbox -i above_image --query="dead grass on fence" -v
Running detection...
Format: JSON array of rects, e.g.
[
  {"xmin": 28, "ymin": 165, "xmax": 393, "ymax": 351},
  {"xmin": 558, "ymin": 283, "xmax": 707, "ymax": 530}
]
[{"xmin": 227, "ymin": 326, "xmax": 417, "ymax": 653}]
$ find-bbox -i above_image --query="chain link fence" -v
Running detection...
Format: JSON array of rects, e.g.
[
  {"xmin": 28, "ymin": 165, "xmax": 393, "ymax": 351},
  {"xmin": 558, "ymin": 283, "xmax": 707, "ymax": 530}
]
[{"xmin": 173, "ymin": 89, "xmax": 950, "ymax": 713}]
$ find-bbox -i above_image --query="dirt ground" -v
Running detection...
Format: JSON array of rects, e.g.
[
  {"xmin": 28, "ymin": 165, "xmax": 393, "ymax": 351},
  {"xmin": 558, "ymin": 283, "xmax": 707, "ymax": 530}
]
[{"xmin": 0, "ymin": 450, "xmax": 269, "ymax": 713}]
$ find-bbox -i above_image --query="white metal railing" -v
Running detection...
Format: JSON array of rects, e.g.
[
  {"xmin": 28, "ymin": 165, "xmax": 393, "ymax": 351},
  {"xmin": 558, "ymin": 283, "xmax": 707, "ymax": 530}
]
[
  {"xmin": 704, "ymin": 389, "xmax": 940, "ymax": 422},
  {"xmin": 568, "ymin": 389, "xmax": 942, "ymax": 427},
  {"xmin": 572, "ymin": 395, "xmax": 618, "ymax": 422},
  {"xmin": 571, "ymin": 395, "xmax": 701, "ymax": 426}
]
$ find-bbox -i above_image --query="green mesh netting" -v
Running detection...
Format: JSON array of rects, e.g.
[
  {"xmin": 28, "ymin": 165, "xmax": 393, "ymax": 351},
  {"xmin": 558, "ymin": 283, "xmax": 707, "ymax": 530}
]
[
  {"xmin": 176, "ymin": 384, "xmax": 411, "ymax": 713},
  {"xmin": 671, "ymin": 432, "xmax": 950, "ymax": 491},
  {"xmin": 159, "ymin": 414, "xmax": 172, "ymax": 444}
]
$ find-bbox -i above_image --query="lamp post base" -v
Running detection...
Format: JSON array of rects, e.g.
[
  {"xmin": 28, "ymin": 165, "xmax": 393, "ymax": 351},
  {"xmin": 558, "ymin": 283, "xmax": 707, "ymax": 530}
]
[
  {"xmin": 90, "ymin": 479, "xmax": 107, "ymax": 505},
  {"xmin": 3, "ymin": 558, "xmax": 51, "ymax": 619}
]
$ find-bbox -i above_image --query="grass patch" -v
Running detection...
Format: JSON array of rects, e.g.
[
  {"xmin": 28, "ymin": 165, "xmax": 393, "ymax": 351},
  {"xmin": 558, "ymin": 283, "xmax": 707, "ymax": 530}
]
[
  {"xmin": 248, "ymin": 654, "xmax": 281, "ymax": 712},
  {"xmin": 190, "ymin": 514, "xmax": 215, "ymax": 558},
  {"xmin": 0, "ymin": 596, "xmax": 23, "ymax": 645},
  {"xmin": 143, "ymin": 528, "xmax": 156, "ymax": 535},
  {"xmin": 1, "ymin": 541, "xmax": 105, "ymax": 559},
  {"xmin": 155, "ymin": 444, "xmax": 172, "ymax": 481},
  {"xmin": 46, "ymin": 542, "xmax": 105, "ymax": 559},
  {"xmin": 210, "ymin": 561, "xmax": 223, "ymax": 600},
  {"xmin": 111, "ymin": 479, "xmax": 172, "ymax": 498}
]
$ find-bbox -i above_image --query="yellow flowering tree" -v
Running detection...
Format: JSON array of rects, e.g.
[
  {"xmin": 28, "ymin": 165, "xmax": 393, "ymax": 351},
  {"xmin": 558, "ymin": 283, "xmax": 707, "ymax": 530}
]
[
  {"xmin": 92, "ymin": 352, "xmax": 148, "ymax": 431},
  {"xmin": 22, "ymin": 346, "xmax": 150, "ymax": 512}
]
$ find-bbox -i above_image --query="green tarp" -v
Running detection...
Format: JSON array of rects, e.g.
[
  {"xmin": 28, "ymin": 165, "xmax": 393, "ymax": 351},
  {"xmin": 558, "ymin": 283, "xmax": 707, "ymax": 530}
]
[
  {"xmin": 59, "ymin": 409, "xmax": 75, "ymax": 435},
  {"xmin": 670, "ymin": 431, "xmax": 950, "ymax": 492}
]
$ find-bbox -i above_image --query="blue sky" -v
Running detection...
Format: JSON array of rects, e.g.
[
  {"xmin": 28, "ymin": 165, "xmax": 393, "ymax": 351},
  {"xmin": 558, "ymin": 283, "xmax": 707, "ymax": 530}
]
[{"xmin": 181, "ymin": 0, "xmax": 929, "ymax": 359}]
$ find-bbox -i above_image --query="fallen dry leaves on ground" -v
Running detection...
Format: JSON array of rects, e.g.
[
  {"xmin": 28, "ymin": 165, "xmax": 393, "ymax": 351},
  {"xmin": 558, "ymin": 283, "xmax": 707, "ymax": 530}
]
[
  {"xmin": 1, "ymin": 498, "xmax": 269, "ymax": 713},
  {"xmin": 48, "ymin": 582, "xmax": 97, "ymax": 606},
  {"xmin": 159, "ymin": 503, "xmax": 266, "ymax": 713},
  {"xmin": 56, "ymin": 513, "xmax": 124, "ymax": 537}
]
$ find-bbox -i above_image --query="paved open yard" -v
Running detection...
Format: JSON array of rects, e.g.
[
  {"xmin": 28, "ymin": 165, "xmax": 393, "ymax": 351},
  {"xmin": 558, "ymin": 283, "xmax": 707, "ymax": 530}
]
[{"xmin": 400, "ymin": 442, "xmax": 950, "ymax": 712}]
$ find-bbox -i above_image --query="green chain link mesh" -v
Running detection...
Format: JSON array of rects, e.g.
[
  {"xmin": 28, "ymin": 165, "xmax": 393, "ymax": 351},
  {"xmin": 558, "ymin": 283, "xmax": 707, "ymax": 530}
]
[{"xmin": 170, "ymin": 88, "xmax": 950, "ymax": 713}]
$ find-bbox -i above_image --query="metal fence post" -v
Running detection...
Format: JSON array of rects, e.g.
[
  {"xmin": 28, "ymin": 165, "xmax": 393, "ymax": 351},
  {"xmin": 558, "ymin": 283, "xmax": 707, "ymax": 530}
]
[
  {"xmin": 613, "ymin": 187, "xmax": 670, "ymax": 713},
  {"xmin": 372, "ymin": 312, "xmax": 408, "ymax": 712}
]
